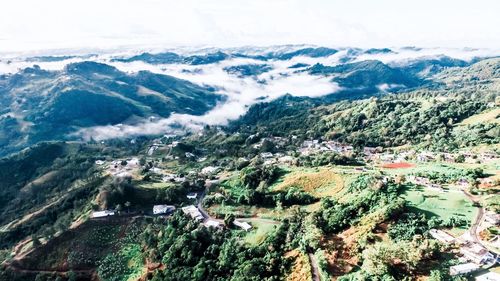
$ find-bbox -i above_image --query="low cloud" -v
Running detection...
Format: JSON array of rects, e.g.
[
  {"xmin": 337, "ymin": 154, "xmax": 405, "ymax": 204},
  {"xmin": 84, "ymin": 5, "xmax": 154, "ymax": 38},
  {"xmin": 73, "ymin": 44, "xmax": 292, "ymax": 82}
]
[
  {"xmin": 6, "ymin": 46, "xmax": 500, "ymax": 141},
  {"xmin": 76, "ymin": 55, "xmax": 341, "ymax": 140}
]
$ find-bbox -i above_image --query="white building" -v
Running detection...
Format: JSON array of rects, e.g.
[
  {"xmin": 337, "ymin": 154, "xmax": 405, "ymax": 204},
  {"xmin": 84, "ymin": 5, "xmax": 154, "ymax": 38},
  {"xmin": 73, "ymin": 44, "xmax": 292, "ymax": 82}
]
[
  {"xmin": 460, "ymin": 243, "xmax": 495, "ymax": 264},
  {"xmin": 92, "ymin": 210, "xmax": 115, "ymax": 218},
  {"xmin": 153, "ymin": 205, "xmax": 176, "ymax": 215},
  {"xmin": 234, "ymin": 220, "xmax": 252, "ymax": 231},
  {"xmin": 187, "ymin": 193, "xmax": 198, "ymax": 200},
  {"xmin": 260, "ymin": 152, "xmax": 274, "ymax": 159},
  {"xmin": 181, "ymin": 205, "xmax": 204, "ymax": 221},
  {"xmin": 95, "ymin": 160, "xmax": 105, "ymax": 165},
  {"xmin": 204, "ymin": 219, "xmax": 222, "ymax": 228},
  {"xmin": 475, "ymin": 272, "xmax": 500, "ymax": 281},
  {"xmin": 429, "ymin": 229, "xmax": 455, "ymax": 244},
  {"xmin": 201, "ymin": 166, "xmax": 219, "ymax": 175},
  {"xmin": 485, "ymin": 212, "xmax": 500, "ymax": 225},
  {"xmin": 449, "ymin": 263, "xmax": 480, "ymax": 276}
]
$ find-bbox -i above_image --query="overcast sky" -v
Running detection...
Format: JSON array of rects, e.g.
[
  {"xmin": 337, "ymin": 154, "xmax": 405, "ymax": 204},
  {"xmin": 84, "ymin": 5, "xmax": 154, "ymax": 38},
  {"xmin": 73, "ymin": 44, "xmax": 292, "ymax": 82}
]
[{"xmin": 1, "ymin": 0, "xmax": 499, "ymax": 53}]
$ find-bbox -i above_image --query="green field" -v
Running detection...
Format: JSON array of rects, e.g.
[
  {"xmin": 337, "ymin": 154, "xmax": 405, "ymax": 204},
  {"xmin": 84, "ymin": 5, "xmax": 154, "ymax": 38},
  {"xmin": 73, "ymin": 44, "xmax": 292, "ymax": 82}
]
[
  {"xmin": 403, "ymin": 186, "xmax": 478, "ymax": 234},
  {"xmin": 243, "ymin": 219, "xmax": 279, "ymax": 246}
]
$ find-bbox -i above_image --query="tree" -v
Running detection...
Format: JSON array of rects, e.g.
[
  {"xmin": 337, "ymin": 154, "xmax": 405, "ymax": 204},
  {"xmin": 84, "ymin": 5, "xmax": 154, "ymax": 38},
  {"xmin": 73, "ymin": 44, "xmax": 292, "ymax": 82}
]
[
  {"xmin": 125, "ymin": 201, "xmax": 131, "ymax": 213},
  {"xmin": 67, "ymin": 271, "xmax": 78, "ymax": 281},
  {"xmin": 455, "ymin": 155, "xmax": 465, "ymax": 163},
  {"xmin": 224, "ymin": 214, "xmax": 235, "ymax": 227}
]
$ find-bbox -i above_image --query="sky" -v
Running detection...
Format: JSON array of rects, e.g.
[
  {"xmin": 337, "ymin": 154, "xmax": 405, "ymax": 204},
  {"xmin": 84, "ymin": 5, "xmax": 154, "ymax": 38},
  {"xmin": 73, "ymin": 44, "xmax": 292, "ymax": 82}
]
[{"xmin": 1, "ymin": 0, "xmax": 500, "ymax": 54}]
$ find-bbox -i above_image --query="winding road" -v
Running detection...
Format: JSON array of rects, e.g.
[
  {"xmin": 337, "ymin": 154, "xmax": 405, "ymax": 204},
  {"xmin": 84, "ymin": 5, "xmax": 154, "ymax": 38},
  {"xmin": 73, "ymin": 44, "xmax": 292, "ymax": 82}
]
[
  {"xmin": 462, "ymin": 190, "xmax": 485, "ymax": 244},
  {"xmin": 461, "ymin": 189, "xmax": 500, "ymax": 257}
]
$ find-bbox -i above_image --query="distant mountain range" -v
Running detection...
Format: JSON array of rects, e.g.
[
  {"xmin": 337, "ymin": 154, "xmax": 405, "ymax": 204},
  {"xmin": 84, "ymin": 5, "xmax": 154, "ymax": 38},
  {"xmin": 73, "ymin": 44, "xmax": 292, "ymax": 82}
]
[{"xmin": 0, "ymin": 46, "xmax": 498, "ymax": 157}]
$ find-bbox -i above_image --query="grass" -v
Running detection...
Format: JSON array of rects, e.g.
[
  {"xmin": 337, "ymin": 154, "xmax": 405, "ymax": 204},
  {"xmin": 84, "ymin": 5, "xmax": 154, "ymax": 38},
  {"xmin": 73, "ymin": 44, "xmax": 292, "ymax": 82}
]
[
  {"xmin": 15, "ymin": 218, "xmax": 152, "ymax": 275},
  {"xmin": 402, "ymin": 185, "xmax": 478, "ymax": 235},
  {"xmin": 458, "ymin": 107, "xmax": 500, "ymax": 126},
  {"xmin": 270, "ymin": 167, "xmax": 345, "ymax": 197},
  {"xmin": 244, "ymin": 220, "xmax": 278, "ymax": 246},
  {"xmin": 139, "ymin": 181, "xmax": 175, "ymax": 189}
]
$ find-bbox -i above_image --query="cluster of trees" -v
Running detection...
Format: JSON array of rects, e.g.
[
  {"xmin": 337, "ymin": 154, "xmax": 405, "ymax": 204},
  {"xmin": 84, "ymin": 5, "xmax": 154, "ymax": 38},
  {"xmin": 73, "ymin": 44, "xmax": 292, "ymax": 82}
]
[
  {"xmin": 298, "ymin": 151, "xmax": 360, "ymax": 167},
  {"xmin": 144, "ymin": 212, "xmax": 310, "ymax": 281},
  {"xmin": 227, "ymin": 89, "xmax": 496, "ymax": 151},
  {"xmin": 413, "ymin": 167, "xmax": 485, "ymax": 185},
  {"xmin": 315, "ymin": 175, "xmax": 404, "ymax": 233},
  {"xmin": 213, "ymin": 164, "xmax": 317, "ymax": 208}
]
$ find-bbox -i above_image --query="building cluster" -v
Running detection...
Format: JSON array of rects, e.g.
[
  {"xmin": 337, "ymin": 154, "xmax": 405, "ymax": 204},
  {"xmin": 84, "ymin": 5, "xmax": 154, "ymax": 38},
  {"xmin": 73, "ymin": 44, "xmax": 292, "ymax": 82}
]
[
  {"xmin": 406, "ymin": 176, "xmax": 443, "ymax": 191},
  {"xmin": 300, "ymin": 140, "xmax": 354, "ymax": 156}
]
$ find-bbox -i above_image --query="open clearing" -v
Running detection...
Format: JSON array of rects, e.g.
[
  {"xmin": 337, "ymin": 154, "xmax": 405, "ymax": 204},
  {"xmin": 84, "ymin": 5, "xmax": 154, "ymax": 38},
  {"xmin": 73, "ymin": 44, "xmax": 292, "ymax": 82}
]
[
  {"xmin": 403, "ymin": 186, "xmax": 478, "ymax": 234},
  {"xmin": 271, "ymin": 167, "xmax": 344, "ymax": 197},
  {"xmin": 8, "ymin": 217, "xmax": 149, "ymax": 281},
  {"xmin": 458, "ymin": 107, "xmax": 500, "ymax": 126},
  {"xmin": 243, "ymin": 219, "xmax": 278, "ymax": 246}
]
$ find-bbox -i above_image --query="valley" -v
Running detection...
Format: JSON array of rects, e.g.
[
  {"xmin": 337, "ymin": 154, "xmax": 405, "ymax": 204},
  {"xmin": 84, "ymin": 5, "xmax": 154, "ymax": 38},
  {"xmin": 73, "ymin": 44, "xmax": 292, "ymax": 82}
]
[{"xmin": 0, "ymin": 47, "xmax": 498, "ymax": 281}]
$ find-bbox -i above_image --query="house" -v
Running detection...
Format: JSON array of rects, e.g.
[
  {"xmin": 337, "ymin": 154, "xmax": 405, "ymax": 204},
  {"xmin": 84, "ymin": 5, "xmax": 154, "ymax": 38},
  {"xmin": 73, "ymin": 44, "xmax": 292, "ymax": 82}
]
[
  {"xmin": 479, "ymin": 178, "xmax": 495, "ymax": 188},
  {"xmin": 476, "ymin": 271, "xmax": 500, "ymax": 281},
  {"xmin": 260, "ymin": 152, "xmax": 274, "ymax": 159},
  {"xmin": 153, "ymin": 205, "xmax": 176, "ymax": 215},
  {"xmin": 278, "ymin": 156, "xmax": 294, "ymax": 164},
  {"xmin": 204, "ymin": 219, "xmax": 222, "ymax": 228},
  {"xmin": 92, "ymin": 210, "xmax": 115, "ymax": 218},
  {"xmin": 201, "ymin": 166, "xmax": 219, "ymax": 175},
  {"xmin": 150, "ymin": 167, "xmax": 163, "ymax": 174},
  {"xmin": 427, "ymin": 183, "xmax": 443, "ymax": 192},
  {"xmin": 181, "ymin": 205, "xmax": 204, "ymax": 221},
  {"xmin": 233, "ymin": 220, "xmax": 252, "ymax": 231},
  {"xmin": 481, "ymin": 152, "xmax": 498, "ymax": 161},
  {"xmin": 95, "ymin": 160, "xmax": 105, "ymax": 165},
  {"xmin": 460, "ymin": 243, "xmax": 495, "ymax": 264},
  {"xmin": 162, "ymin": 173, "xmax": 177, "ymax": 182},
  {"xmin": 429, "ymin": 229, "xmax": 455, "ymax": 244},
  {"xmin": 363, "ymin": 147, "xmax": 380, "ymax": 155},
  {"xmin": 407, "ymin": 176, "xmax": 430, "ymax": 186},
  {"xmin": 449, "ymin": 263, "xmax": 480, "ymax": 276},
  {"xmin": 484, "ymin": 212, "xmax": 500, "ymax": 225},
  {"xmin": 417, "ymin": 152, "xmax": 435, "ymax": 162},
  {"xmin": 187, "ymin": 193, "xmax": 198, "ymax": 200}
]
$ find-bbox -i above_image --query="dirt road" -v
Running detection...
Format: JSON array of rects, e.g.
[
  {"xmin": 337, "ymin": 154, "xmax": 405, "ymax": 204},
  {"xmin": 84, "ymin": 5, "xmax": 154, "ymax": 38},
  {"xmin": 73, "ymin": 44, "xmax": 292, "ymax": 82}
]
[{"xmin": 308, "ymin": 253, "xmax": 321, "ymax": 281}]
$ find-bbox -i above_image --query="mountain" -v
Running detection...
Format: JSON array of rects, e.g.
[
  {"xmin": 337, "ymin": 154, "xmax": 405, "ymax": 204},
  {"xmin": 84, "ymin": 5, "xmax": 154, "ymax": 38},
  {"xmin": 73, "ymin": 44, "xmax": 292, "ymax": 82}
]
[
  {"xmin": 309, "ymin": 60, "xmax": 422, "ymax": 89},
  {"xmin": 274, "ymin": 47, "xmax": 338, "ymax": 60},
  {"xmin": 224, "ymin": 64, "xmax": 272, "ymax": 77},
  {"xmin": 111, "ymin": 52, "xmax": 183, "ymax": 64},
  {"xmin": 397, "ymin": 56, "xmax": 469, "ymax": 77},
  {"xmin": 0, "ymin": 61, "xmax": 224, "ymax": 156},
  {"xmin": 112, "ymin": 51, "xmax": 229, "ymax": 65}
]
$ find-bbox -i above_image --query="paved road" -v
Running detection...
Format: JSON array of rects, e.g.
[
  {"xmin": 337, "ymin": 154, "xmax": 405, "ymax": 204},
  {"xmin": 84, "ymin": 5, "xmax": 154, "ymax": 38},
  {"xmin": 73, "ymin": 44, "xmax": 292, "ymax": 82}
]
[
  {"xmin": 462, "ymin": 190, "xmax": 490, "ymax": 250},
  {"xmin": 308, "ymin": 253, "xmax": 321, "ymax": 281}
]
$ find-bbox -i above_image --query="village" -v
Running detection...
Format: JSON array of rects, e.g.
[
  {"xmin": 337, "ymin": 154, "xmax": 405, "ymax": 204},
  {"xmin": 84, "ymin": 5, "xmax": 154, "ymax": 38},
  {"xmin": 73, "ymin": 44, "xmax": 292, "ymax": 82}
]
[{"xmin": 88, "ymin": 134, "xmax": 500, "ymax": 279}]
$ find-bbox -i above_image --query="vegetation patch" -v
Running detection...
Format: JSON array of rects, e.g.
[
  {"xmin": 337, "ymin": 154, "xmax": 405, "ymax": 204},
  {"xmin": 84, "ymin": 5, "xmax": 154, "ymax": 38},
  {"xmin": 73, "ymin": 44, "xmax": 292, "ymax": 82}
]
[
  {"xmin": 271, "ymin": 168, "xmax": 344, "ymax": 197},
  {"xmin": 403, "ymin": 186, "xmax": 477, "ymax": 234}
]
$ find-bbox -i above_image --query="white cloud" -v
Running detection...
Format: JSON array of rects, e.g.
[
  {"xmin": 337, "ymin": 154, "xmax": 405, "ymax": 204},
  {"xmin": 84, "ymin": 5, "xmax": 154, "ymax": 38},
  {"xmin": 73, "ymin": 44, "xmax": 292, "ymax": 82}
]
[{"xmin": 74, "ymin": 53, "xmax": 341, "ymax": 140}]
